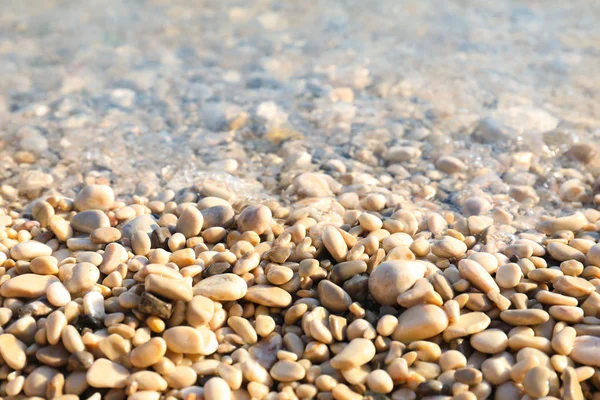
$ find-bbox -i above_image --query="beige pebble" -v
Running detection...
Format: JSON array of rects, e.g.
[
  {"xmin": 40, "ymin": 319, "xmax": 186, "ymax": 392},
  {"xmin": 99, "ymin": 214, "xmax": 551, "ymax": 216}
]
[
  {"xmin": 570, "ymin": 335, "xmax": 600, "ymax": 366},
  {"xmin": 436, "ymin": 155, "xmax": 466, "ymax": 174},
  {"xmin": 86, "ymin": 359, "xmax": 130, "ymax": 388},
  {"xmin": 130, "ymin": 337, "xmax": 167, "ymax": 368},
  {"xmin": 204, "ymin": 377, "xmax": 232, "ymax": 400},
  {"xmin": 23, "ymin": 366, "xmax": 59, "ymax": 397},
  {"xmin": 164, "ymin": 365, "xmax": 197, "ymax": 389},
  {"xmin": 0, "ymin": 333, "xmax": 27, "ymax": 370},
  {"xmin": 553, "ymin": 275, "xmax": 595, "ymax": 297},
  {"xmin": 10, "ymin": 241, "xmax": 53, "ymax": 260},
  {"xmin": 392, "ymin": 304, "xmax": 448, "ymax": 343},
  {"xmin": 443, "ymin": 312, "xmax": 491, "ymax": 341},
  {"xmin": 366, "ymin": 369, "xmax": 393, "ymax": 393},
  {"xmin": 145, "ymin": 274, "xmax": 193, "ymax": 302},
  {"xmin": 89, "ymin": 227, "xmax": 121, "ymax": 244},
  {"xmin": 323, "ymin": 226, "xmax": 348, "ymax": 262},
  {"xmin": 65, "ymin": 262, "xmax": 100, "ymax": 294},
  {"xmin": 129, "ymin": 371, "xmax": 168, "ymax": 391},
  {"xmin": 30, "ymin": 255, "xmax": 59, "ymax": 275},
  {"xmin": 45, "ymin": 310, "xmax": 67, "ymax": 345},
  {"xmin": 500, "ymin": 309, "xmax": 549, "ymax": 326},
  {"xmin": 1, "ymin": 273, "xmax": 58, "ymax": 298},
  {"xmin": 61, "ymin": 325, "xmax": 85, "ymax": 353},
  {"xmin": 175, "ymin": 206, "xmax": 204, "ymax": 238},
  {"xmin": 74, "ymin": 184, "xmax": 114, "ymax": 211},
  {"xmin": 547, "ymin": 242, "xmax": 585, "ymax": 262},
  {"xmin": 495, "ymin": 263, "xmax": 522, "ymax": 288},
  {"xmin": 70, "ymin": 210, "xmax": 110, "ymax": 233},
  {"xmin": 228, "ymin": 316, "xmax": 258, "ymax": 344},
  {"xmin": 368, "ymin": 260, "xmax": 426, "ymax": 306},
  {"xmin": 237, "ymin": 205, "xmax": 272, "ymax": 235},
  {"xmin": 432, "ymin": 236, "xmax": 467, "ymax": 258},
  {"xmin": 318, "ymin": 280, "xmax": 352, "ymax": 312},
  {"xmin": 548, "ymin": 305, "xmax": 584, "ymax": 323},
  {"xmin": 470, "ymin": 329, "xmax": 508, "ymax": 354},
  {"xmin": 439, "ymin": 350, "xmax": 467, "ymax": 371},
  {"xmin": 193, "ymin": 273, "xmax": 248, "ymax": 301},
  {"xmin": 186, "ymin": 295, "xmax": 215, "ymax": 327},
  {"xmin": 330, "ymin": 338, "xmax": 376, "ymax": 369},
  {"xmin": 270, "ymin": 360, "xmax": 306, "ymax": 382},
  {"xmin": 523, "ymin": 366, "xmax": 550, "ymax": 398},
  {"xmin": 131, "ymin": 230, "xmax": 151, "ymax": 255},
  {"xmin": 458, "ymin": 259, "xmax": 499, "ymax": 294},
  {"xmin": 551, "ymin": 326, "xmax": 576, "ymax": 355},
  {"xmin": 244, "ymin": 284, "xmax": 292, "ymax": 307},
  {"xmin": 163, "ymin": 326, "xmax": 217, "ymax": 355}
]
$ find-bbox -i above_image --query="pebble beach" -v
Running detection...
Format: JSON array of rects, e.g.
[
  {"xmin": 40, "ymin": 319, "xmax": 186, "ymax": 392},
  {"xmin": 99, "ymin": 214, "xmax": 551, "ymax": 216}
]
[{"xmin": 1, "ymin": 0, "xmax": 600, "ymax": 399}]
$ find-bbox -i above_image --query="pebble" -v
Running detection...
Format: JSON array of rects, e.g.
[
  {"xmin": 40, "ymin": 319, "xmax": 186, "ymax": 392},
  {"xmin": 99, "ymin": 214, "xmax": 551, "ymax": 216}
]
[
  {"xmin": 443, "ymin": 312, "xmax": 491, "ymax": 341},
  {"xmin": 10, "ymin": 241, "xmax": 53, "ymax": 260},
  {"xmin": 470, "ymin": 329, "xmax": 508, "ymax": 354},
  {"xmin": 201, "ymin": 205, "xmax": 235, "ymax": 229},
  {"xmin": 317, "ymin": 280, "xmax": 352, "ymax": 312},
  {"xmin": 65, "ymin": 262, "xmax": 100, "ymax": 294},
  {"xmin": 175, "ymin": 206, "xmax": 204, "ymax": 238},
  {"xmin": 392, "ymin": 304, "xmax": 448, "ymax": 343},
  {"xmin": 368, "ymin": 260, "xmax": 426, "ymax": 306},
  {"xmin": 204, "ymin": 377, "xmax": 232, "ymax": 400},
  {"xmin": 74, "ymin": 185, "xmax": 115, "ymax": 211},
  {"xmin": 23, "ymin": 366, "xmax": 59, "ymax": 397},
  {"xmin": 432, "ymin": 236, "xmax": 467, "ymax": 258},
  {"xmin": 270, "ymin": 360, "xmax": 306, "ymax": 382},
  {"xmin": 145, "ymin": 274, "xmax": 193, "ymax": 302},
  {"xmin": 322, "ymin": 225, "xmax": 348, "ymax": 262},
  {"xmin": 137, "ymin": 291, "xmax": 173, "ymax": 319},
  {"xmin": 193, "ymin": 273, "xmax": 248, "ymax": 301},
  {"xmin": 0, "ymin": 274, "xmax": 58, "ymax": 298},
  {"xmin": 570, "ymin": 336, "xmax": 600, "ymax": 366},
  {"xmin": 163, "ymin": 326, "xmax": 218, "ymax": 355},
  {"xmin": 0, "ymin": 333, "xmax": 27, "ymax": 370},
  {"xmin": 70, "ymin": 210, "xmax": 110, "ymax": 233},
  {"xmin": 244, "ymin": 284, "xmax": 292, "ymax": 307},
  {"xmin": 237, "ymin": 204, "xmax": 272, "ymax": 235},
  {"xmin": 330, "ymin": 338, "xmax": 376, "ymax": 369},
  {"xmin": 86, "ymin": 359, "xmax": 130, "ymax": 388}
]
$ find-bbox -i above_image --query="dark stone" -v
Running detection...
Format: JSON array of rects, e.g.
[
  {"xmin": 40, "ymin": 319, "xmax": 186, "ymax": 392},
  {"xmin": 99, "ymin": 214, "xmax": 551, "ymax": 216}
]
[
  {"xmin": 343, "ymin": 274, "xmax": 369, "ymax": 302},
  {"xmin": 138, "ymin": 291, "xmax": 173, "ymax": 319},
  {"xmin": 69, "ymin": 350, "xmax": 94, "ymax": 370},
  {"xmin": 18, "ymin": 299, "xmax": 54, "ymax": 318},
  {"xmin": 201, "ymin": 205, "xmax": 235, "ymax": 229},
  {"xmin": 330, "ymin": 260, "xmax": 367, "ymax": 284},
  {"xmin": 202, "ymin": 262, "xmax": 232, "ymax": 278},
  {"xmin": 416, "ymin": 380, "xmax": 448, "ymax": 397},
  {"xmin": 74, "ymin": 315, "xmax": 104, "ymax": 333},
  {"xmin": 151, "ymin": 226, "xmax": 171, "ymax": 250}
]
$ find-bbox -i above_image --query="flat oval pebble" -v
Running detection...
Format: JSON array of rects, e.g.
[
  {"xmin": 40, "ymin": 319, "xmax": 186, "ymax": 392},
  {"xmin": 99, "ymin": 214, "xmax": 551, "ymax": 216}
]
[
  {"xmin": 570, "ymin": 336, "xmax": 600, "ymax": 367},
  {"xmin": 70, "ymin": 210, "xmax": 110, "ymax": 233},
  {"xmin": 470, "ymin": 329, "xmax": 509, "ymax": 354},
  {"xmin": 193, "ymin": 273, "xmax": 247, "ymax": 301},
  {"xmin": 368, "ymin": 260, "xmax": 426, "ymax": 306},
  {"xmin": 74, "ymin": 184, "xmax": 115, "ymax": 211},
  {"xmin": 443, "ymin": 312, "xmax": 491, "ymax": 341},
  {"xmin": 392, "ymin": 304, "xmax": 448, "ymax": 343},
  {"xmin": 90, "ymin": 226, "xmax": 122, "ymax": 244},
  {"xmin": 0, "ymin": 274, "xmax": 58, "ymax": 298},
  {"xmin": 86, "ymin": 358, "xmax": 130, "ymax": 388},
  {"xmin": 244, "ymin": 285, "xmax": 292, "ymax": 307},
  {"xmin": 10, "ymin": 241, "xmax": 52, "ymax": 260}
]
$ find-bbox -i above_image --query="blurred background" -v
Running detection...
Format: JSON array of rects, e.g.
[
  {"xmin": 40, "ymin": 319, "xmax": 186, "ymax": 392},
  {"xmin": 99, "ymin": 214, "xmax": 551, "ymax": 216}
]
[{"xmin": 0, "ymin": 0, "xmax": 599, "ymax": 205}]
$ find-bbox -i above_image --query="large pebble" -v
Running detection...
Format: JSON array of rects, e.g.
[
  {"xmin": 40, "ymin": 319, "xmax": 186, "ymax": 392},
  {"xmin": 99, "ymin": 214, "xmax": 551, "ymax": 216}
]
[
  {"xmin": 458, "ymin": 259, "xmax": 499, "ymax": 294},
  {"xmin": 323, "ymin": 226, "xmax": 348, "ymax": 263},
  {"xmin": 392, "ymin": 304, "xmax": 448, "ymax": 343},
  {"xmin": 130, "ymin": 337, "xmax": 167, "ymax": 368},
  {"xmin": 443, "ymin": 312, "xmax": 491, "ymax": 341},
  {"xmin": 74, "ymin": 184, "xmax": 115, "ymax": 211},
  {"xmin": 244, "ymin": 285, "xmax": 292, "ymax": 307},
  {"xmin": 176, "ymin": 206, "xmax": 204, "ymax": 238},
  {"xmin": 23, "ymin": 366, "xmax": 59, "ymax": 397},
  {"xmin": 86, "ymin": 358, "xmax": 130, "ymax": 388},
  {"xmin": 0, "ymin": 333, "xmax": 27, "ymax": 369},
  {"xmin": 70, "ymin": 210, "xmax": 110, "ymax": 233},
  {"xmin": 570, "ymin": 336, "xmax": 600, "ymax": 367},
  {"xmin": 204, "ymin": 377, "xmax": 232, "ymax": 400},
  {"xmin": 193, "ymin": 273, "xmax": 247, "ymax": 301},
  {"xmin": 318, "ymin": 280, "xmax": 352, "ymax": 312},
  {"xmin": 368, "ymin": 260, "xmax": 426, "ymax": 306},
  {"xmin": 0, "ymin": 274, "xmax": 58, "ymax": 298},
  {"xmin": 270, "ymin": 360, "xmax": 306, "ymax": 382},
  {"xmin": 65, "ymin": 262, "xmax": 100, "ymax": 294},
  {"xmin": 10, "ymin": 241, "xmax": 52, "ymax": 260},
  {"xmin": 201, "ymin": 205, "xmax": 235, "ymax": 229},
  {"xmin": 145, "ymin": 274, "xmax": 193, "ymax": 302},
  {"xmin": 121, "ymin": 215, "xmax": 159, "ymax": 239},
  {"xmin": 237, "ymin": 204, "xmax": 272, "ymax": 235},
  {"xmin": 330, "ymin": 338, "xmax": 376, "ymax": 369},
  {"xmin": 163, "ymin": 326, "xmax": 218, "ymax": 355}
]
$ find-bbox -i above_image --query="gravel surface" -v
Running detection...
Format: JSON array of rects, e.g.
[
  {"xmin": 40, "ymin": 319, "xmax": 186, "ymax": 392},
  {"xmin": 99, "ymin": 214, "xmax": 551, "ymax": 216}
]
[{"xmin": 1, "ymin": 1, "xmax": 600, "ymax": 399}]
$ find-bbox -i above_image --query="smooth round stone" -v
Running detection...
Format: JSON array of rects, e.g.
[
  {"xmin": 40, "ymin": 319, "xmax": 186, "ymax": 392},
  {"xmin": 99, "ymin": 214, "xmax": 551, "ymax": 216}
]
[
  {"xmin": 431, "ymin": 236, "xmax": 467, "ymax": 258},
  {"xmin": 90, "ymin": 227, "xmax": 121, "ymax": 244},
  {"xmin": 201, "ymin": 205, "xmax": 235, "ymax": 229},
  {"xmin": 23, "ymin": 366, "xmax": 59, "ymax": 397},
  {"xmin": 500, "ymin": 309, "xmax": 549, "ymax": 326},
  {"xmin": 317, "ymin": 280, "xmax": 352, "ymax": 312},
  {"xmin": 270, "ymin": 360, "xmax": 306, "ymax": 382},
  {"xmin": 392, "ymin": 304, "xmax": 449, "ymax": 343},
  {"xmin": 176, "ymin": 206, "xmax": 204, "ymax": 238},
  {"xmin": 443, "ymin": 312, "xmax": 491, "ymax": 341},
  {"xmin": 322, "ymin": 226, "xmax": 348, "ymax": 263},
  {"xmin": 495, "ymin": 263, "xmax": 522, "ymax": 288},
  {"xmin": 204, "ymin": 377, "xmax": 232, "ymax": 400},
  {"xmin": 368, "ymin": 260, "xmax": 427, "ymax": 306},
  {"xmin": 571, "ymin": 336, "xmax": 600, "ymax": 367},
  {"xmin": 130, "ymin": 337, "xmax": 167, "ymax": 368},
  {"xmin": 553, "ymin": 276, "xmax": 595, "ymax": 297},
  {"xmin": 74, "ymin": 184, "xmax": 115, "ymax": 211},
  {"xmin": 244, "ymin": 285, "xmax": 292, "ymax": 307},
  {"xmin": 29, "ymin": 256, "xmax": 59, "ymax": 275},
  {"xmin": 129, "ymin": 371, "xmax": 168, "ymax": 391},
  {"xmin": 86, "ymin": 359, "xmax": 130, "ymax": 388},
  {"xmin": 70, "ymin": 210, "xmax": 110, "ymax": 233},
  {"xmin": 121, "ymin": 215, "xmax": 159, "ymax": 240},
  {"xmin": 330, "ymin": 338, "xmax": 376, "ymax": 369},
  {"xmin": 64, "ymin": 262, "xmax": 100, "ymax": 294},
  {"xmin": 470, "ymin": 329, "xmax": 509, "ymax": 354},
  {"xmin": 0, "ymin": 274, "xmax": 58, "ymax": 298},
  {"xmin": 237, "ymin": 205, "xmax": 272, "ymax": 235},
  {"xmin": 0, "ymin": 333, "xmax": 27, "ymax": 370},
  {"xmin": 194, "ymin": 273, "xmax": 247, "ymax": 301},
  {"xmin": 186, "ymin": 295, "xmax": 215, "ymax": 327},
  {"xmin": 163, "ymin": 326, "xmax": 217, "ymax": 355},
  {"xmin": 46, "ymin": 282, "xmax": 71, "ymax": 307},
  {"xmin": 10, "ymin": 241, "xmax": 52, "ymax": 260}
]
